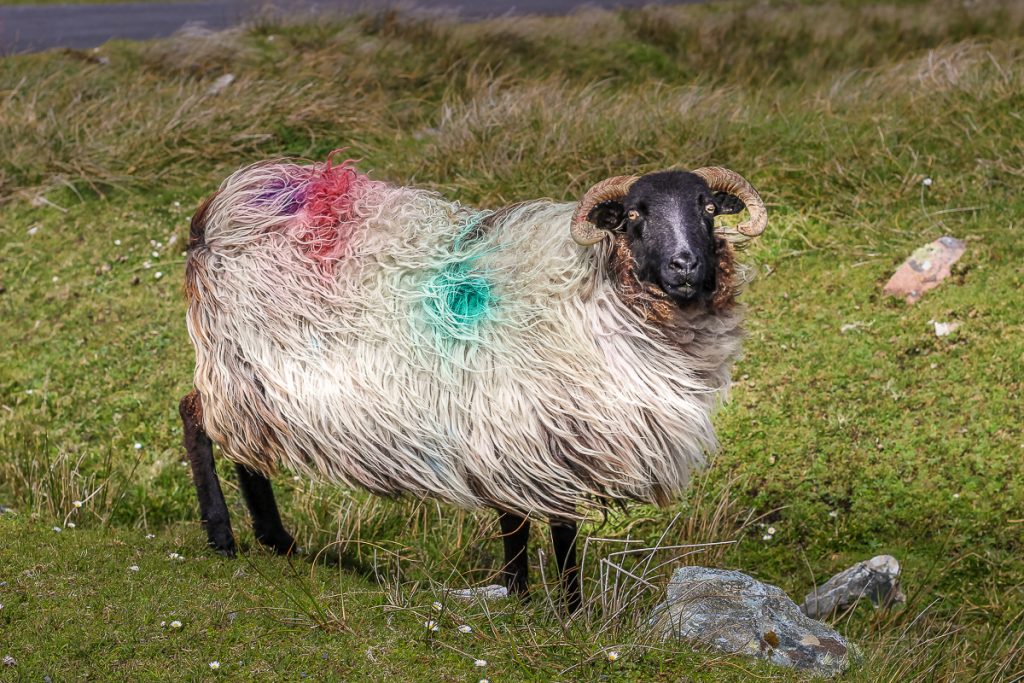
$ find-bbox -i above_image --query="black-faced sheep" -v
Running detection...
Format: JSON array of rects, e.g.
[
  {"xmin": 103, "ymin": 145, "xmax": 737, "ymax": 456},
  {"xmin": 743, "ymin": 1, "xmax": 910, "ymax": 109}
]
[{"xmin": 179, "ymin": 158, "xmax": 767, "ymax": 610}]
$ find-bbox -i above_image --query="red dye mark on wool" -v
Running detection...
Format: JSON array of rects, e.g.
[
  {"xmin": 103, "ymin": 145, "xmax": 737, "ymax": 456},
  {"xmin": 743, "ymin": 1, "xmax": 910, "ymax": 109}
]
[{"xmin": 290, "ymin": 152, "xmax": 364, "ymax": 267}]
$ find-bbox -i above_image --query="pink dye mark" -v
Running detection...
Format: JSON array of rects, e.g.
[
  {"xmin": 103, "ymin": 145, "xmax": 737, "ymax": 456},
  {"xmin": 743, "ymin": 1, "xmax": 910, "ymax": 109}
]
[{"xmin": 288, "ymin": 153, "xmax": 366, "ymax": 270}]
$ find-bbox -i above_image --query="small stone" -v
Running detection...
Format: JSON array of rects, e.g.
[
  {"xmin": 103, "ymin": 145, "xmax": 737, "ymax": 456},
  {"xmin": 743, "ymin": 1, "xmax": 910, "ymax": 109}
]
[
  {"xmin": 883, "ymin": 236, "xmax": 965, "ymax": 304},
  {"xmin": 651, "ymin": 566, "xmax": 851, "ymax": 677},
  {"xmin": 451, "ymin": 584, "xmax": 508, "ymax": 601},
  {"xmin": 206, "ymin": 73, "xmax": 235, "ymax": 96},
  {"xmin": 801, "ymin": 555, "xmax": 905, "ymax": 620},
  {"xmin": 933, "ymin": 321, "xmax": 960, "ymax": 337}
]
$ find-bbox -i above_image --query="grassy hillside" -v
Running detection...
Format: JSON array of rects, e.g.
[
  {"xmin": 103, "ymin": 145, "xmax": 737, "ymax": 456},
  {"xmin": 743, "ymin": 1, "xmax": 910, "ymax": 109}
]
[{"xmin": 1, "ymin": 1, "xmax": 1022, "ymax": 680}]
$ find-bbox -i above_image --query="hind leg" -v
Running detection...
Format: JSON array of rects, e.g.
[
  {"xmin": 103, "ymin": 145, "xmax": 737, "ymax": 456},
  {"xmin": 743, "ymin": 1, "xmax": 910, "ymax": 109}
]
[
  {"xmin": 550, "ymin": 520, "xmax": 582, "ymax": 613},
  {"xmin": 235, "ymin": 463, "xmax": 296, "ymax": 555},
  {"xmin": 179, "ymin": 390, "xmax": 236, "ymax": 556}
]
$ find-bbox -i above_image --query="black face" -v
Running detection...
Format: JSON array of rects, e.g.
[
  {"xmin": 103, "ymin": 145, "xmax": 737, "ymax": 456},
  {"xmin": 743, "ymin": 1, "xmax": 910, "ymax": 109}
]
[{"xmin": 587, "ymin": 170, "xmax": 745, "ymax": 307}]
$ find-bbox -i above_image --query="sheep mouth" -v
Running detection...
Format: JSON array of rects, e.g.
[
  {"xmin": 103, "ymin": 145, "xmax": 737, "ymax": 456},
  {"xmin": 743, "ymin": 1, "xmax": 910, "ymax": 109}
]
[{"xmin": 662, "ymin": 282, "xmax": 699, "ymax": 302}]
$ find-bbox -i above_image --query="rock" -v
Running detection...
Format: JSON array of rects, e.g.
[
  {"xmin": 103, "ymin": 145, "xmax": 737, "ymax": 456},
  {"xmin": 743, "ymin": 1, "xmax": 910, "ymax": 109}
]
[
  {"xmin": 450, "ymin": 584, "xmax": 508, "ymax": 601},
  {"xmin": 932, "ymin": 321, "xmax": 960, "ymax": 337},
  {"xmin": 801, "ymin": 555, "xmax": 905, "ymax": 620},
  {"xmin": 883, "ymin": 236, "xmax": 965, "ymax": 304},
  {"xmin": 651, "ymin": 567, "xmax": 850, "ymax": 677}
]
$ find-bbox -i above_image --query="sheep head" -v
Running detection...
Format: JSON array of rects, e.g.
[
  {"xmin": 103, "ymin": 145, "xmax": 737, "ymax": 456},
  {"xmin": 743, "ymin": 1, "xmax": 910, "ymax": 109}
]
[{"xmin": 571, "ymin": 167, "xmax": 767, "ymax": 308}]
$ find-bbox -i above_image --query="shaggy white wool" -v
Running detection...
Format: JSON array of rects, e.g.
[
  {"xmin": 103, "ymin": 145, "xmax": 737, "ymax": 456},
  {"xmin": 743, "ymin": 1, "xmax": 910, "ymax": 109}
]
[{"xmin": 185, "ymin": 161, "xmax": 746, "ymax": 520}]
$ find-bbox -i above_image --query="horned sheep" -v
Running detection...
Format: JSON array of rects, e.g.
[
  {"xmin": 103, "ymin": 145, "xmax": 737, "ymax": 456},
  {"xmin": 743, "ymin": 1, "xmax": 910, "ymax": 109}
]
[{"xmin": 179, "ymin": 155, "xmax": 768, "ymax": 610}]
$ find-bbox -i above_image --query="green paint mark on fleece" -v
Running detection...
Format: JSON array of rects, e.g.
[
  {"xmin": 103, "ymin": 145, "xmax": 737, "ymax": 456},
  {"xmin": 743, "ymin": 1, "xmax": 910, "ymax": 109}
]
[{"xmin": 423, "ymin": 261, "xmax": 493, "ymax": 342}]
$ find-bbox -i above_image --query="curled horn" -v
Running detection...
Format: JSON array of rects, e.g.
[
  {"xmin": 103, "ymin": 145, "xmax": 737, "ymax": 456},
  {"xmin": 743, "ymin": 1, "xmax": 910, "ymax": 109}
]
[
  {"xmin": 692, "ymin": 167, "xmax": 767, "ymax": 237},
  {"xmin": 570, "ymin": 175, "xmax": 639, "ymax": 246}
]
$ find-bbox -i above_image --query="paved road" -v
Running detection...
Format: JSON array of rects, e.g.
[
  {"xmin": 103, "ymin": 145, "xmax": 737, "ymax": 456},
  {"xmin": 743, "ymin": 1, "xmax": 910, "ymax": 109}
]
[{"xmin": 0, "ymin": 0, "xmax": 695, "ymax": 55}]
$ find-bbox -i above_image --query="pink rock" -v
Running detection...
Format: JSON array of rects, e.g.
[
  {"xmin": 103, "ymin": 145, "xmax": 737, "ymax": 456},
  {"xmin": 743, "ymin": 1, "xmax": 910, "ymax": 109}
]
[{"xmin": 883, "ymin": 236, "xmax": 965, "ymax": 304}]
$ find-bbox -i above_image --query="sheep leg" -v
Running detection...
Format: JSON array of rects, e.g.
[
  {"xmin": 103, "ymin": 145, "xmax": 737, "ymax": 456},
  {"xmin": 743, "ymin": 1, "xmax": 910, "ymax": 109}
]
[
  {"xmin": 498, "ymin": 511, "xmax": 531, "ymax": 596},
  {"xmin": 550, "ymin": 521, "xmax": 581, "ymax": 613},
  {"xmin": 235, "ymin": 464, "xmax": 296, "ymax": 555},
  {"xmin": 179, "ymin": 391, "xmax": 236, "ymax": 557}
]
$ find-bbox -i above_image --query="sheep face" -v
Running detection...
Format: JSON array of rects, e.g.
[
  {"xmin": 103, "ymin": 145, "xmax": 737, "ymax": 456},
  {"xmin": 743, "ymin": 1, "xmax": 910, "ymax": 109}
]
[{"xmin": 588, "ymin": 171, "xmax": 744, "ymax": 306}]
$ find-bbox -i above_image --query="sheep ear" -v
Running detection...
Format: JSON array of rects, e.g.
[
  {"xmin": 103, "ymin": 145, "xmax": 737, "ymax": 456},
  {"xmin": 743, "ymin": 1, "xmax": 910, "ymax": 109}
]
[
  {"xmin": 587, "ymin": 199, "xmax": 625, "ymax": 231},
  {"xmin": 714, "ymin": 191, "xmax": 745, "ymax": 215}
]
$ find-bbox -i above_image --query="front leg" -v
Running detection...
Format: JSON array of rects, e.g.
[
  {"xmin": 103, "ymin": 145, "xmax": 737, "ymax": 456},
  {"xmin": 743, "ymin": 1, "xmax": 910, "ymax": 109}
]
[
  {"xmin": 550, "ymin": 520, "xmax": 581, "ymax": 613},
  {"xmin": 497, "ymin": 510, "xmax": 531, "ymax": 596}
]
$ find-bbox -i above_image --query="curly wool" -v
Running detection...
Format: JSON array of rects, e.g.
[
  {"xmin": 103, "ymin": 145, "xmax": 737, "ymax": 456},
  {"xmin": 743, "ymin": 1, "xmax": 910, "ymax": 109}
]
[{"xmin": 185, "ymin": 159, "xmax": 746, "ymax": 520}]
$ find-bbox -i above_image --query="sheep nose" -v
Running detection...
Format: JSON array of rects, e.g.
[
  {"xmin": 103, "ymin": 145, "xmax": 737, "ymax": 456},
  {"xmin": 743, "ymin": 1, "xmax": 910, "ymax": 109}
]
[{"xmin": 664, "ymin": 250, "xmax": 699, "ymax": 285}]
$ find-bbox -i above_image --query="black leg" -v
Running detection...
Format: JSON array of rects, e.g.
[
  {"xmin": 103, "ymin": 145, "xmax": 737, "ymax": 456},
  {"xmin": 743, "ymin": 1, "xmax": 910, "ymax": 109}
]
[
  {"xmin": 235, "ymin": 463, "xmax": 296, "ymax": 555},
  {"xmin": 498, "ymin": 511, "xmax": 531, "ymax": 596},
  {"xmin": 550, "ymin": 520, "xmax": 581, "ymax": 613},
  {"xmin": 180, "ymin": 391, "xmax": 236, "ymax": 557}
]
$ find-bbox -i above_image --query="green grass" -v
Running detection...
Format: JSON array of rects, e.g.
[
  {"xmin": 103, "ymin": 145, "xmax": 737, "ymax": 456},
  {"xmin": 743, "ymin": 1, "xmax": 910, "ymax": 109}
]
[{"xmin": 1, "ymin": 1, "xmax": 1023, "ymax": 680}]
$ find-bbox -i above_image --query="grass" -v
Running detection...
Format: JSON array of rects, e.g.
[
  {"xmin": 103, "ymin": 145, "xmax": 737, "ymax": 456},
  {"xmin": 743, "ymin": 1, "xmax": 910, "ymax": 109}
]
[{"xmin": 1, "ymin": 0, "xmax": 1023, "ymax": 680}]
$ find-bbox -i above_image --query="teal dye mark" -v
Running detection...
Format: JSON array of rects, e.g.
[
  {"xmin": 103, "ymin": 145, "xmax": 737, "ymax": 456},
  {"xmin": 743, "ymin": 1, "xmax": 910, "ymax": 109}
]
[{"xmin": 423, "ymin": 261, "xmax": 493, "ymax": 342}]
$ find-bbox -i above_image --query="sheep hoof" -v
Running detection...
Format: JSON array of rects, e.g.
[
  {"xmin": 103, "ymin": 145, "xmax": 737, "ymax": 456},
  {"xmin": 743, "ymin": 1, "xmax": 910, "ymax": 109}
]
[
  {"xmin": 214, "ymin": 545, "xmax": 237, "ymax": 559},
  {"xmin": 257, "ymin": 532, "xmax": 297, "ymax": 556}
]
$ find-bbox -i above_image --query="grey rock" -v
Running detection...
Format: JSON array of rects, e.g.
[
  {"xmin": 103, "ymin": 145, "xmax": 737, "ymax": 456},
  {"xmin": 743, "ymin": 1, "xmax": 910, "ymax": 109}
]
[
  {"xmin": 651, "ymin": 567, "xmax": 850, "ymax": 677},
  {"xmin": 801, "ymin": 555, "xmax": 905, "ymax": 620}
]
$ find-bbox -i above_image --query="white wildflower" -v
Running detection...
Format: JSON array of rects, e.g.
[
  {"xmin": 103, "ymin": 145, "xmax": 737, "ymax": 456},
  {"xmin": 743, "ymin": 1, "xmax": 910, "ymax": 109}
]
[
  {"xmin": 762, "ymin": 534, "xmax": 772, "ymax": 541},
  {"xmin": 52, "ymin": 276, "xmax": 59, "ymax": 283},
  {"xmin": 474, "ymin": 659, "xmax": 487, "ymax": 667},
  {"xmin": 52, "ymin": 526, "xmax": 62, "ymax": 532},
  {"xmin": 952, "ymin": 493, "xmax": 961, "ymax": 499},
  {"xmin": 154, "ymin": 272, "xmax": 163, "ymax": 280},
  {"xmin": 151, "ymin": 251, "xmax": 160, "ymax": 258},
  {"xmin": 829, "ymin": 510, "xmax": 838, "ymax": 518},
  {"xmin": 606, "ymin": 651, "xmax": 620, "ymax": 662},
  {"xmin": 66, "ymin": 522, "xmax": 76, "ymax": 529},
  {"xmin": 431, "ymin": 601, "xmax": 443, "ymax": 612},
  {"xmin": 170, "ymin": 620, "xmax": 182, "ymax": 629},
  {"xmin": 72, "ymin": 500, "xmax": 83, "ymax": 508},
  {"xmin": 160, "ymin": 621, "xmax": 166, "ymax": 627},
  {"xmin": 169, "ymin": 552, "xmax": 184, "ymax": 561},
  {"xmin": 129, "ymin": 565, "xmax": 140, "ymax": 572},
  {"xmin": 424, "ymin": 620, "xmax": 439, "ymax": 632},
  {"xmin": 143, "ymin": 261, "xmax": 151, "ymax": 269},
  {"xmin": 28, "ymin": 225, "xmax": 39, "ymax": 235},
  {"xmin": 145, "ymin": 533, "xmax": 155, "ymax": 539},
  {"xmin": 114, "ymin": 239, "xmax": 121, "ymax": 245},
  {"xmin": 767, "ymin": 526, "xmax": 777, "ymax": 535},
  {"xmin": 922, "ymin": 177, "xmax": 933, "ymax": 186},
  {"xmin": 458, "ymin": 624, "xmax": 472, "ymax": 634},
  {"xmin": 209, "ymin": 661, "xmax": 220, "ymax": 670},
  {"xmin": 134, "ymin": 443, "xmax": 142, "ymax": 450}
]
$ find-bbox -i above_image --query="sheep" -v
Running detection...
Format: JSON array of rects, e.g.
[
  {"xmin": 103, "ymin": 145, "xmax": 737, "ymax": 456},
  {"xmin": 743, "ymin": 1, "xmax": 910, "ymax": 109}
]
[{"xmin": 179, "ymin": 155, "xmax": 767, "ymax": 611}]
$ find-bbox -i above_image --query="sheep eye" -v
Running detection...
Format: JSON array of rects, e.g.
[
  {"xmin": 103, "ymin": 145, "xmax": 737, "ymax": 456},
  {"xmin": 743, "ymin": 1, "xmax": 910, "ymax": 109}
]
[
  {"xmin": 704, "ymin": 203, "xmax": 716, "ymax": 215},
  {"xmin": 627, "ymin": 209, "xmax": 640, "ymax": 221}
]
